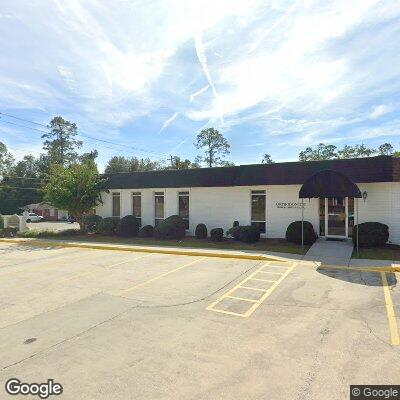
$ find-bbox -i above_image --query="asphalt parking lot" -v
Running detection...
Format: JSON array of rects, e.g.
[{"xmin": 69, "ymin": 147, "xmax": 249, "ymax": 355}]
[{"xmin": 0, "ymin": 242, "xmax": 399, "ymax": 399}]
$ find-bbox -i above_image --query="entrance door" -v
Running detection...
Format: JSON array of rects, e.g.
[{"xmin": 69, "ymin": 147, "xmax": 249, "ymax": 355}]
[{"xmin": 326, "ymin": 197, "xmax": 348, "ymax": 238}]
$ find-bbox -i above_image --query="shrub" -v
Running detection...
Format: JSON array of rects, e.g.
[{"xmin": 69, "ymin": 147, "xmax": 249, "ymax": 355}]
[
  {"xmin": 233, "ymin": 221, "xmax": 239, "ymax": 228},
  {"xmin": 116, "ymin": 215, "xmax": 139, "ymax": 237},
  {"xmin": 154, "ymin": 215, "xmax": 186, "ymax": 239},
  {"xmin": 139, "ymin": 225, "xmax": 154, "ymax": 238},
  {"xmin": 84, "ymin": 214, "xmax": 102, "ymax": 233},
  {"xmin": 352, "ymin": 222, "xmax": 389, "ymax": 247},
  {"xmin": 236, "ymin": 225, "xmax": 260, "ymax": 243},
  {"xmin": 0, "ymin": 227, "xmax": 18, "ymax": 238},
  {"xmin": 0, "ymin": 215, "xmax": 3, "ymax": 230},
  {"xmin": 18, "ymin": 229, "xmax": 79, "ymax": 238},
  {"xmin": 98, "ymin": 217, "xmax": 120, "ymax": 235},
  {"xmin": 210, "ymin": 228, "xmax": 223, "ymax": 242},
  {"xmin": 195, "ymin": 223, "xmax": 207, "ymax": 239},
  {"xmin": 286, "ymin": 221, "xmax": 317, "ymax": 245}
]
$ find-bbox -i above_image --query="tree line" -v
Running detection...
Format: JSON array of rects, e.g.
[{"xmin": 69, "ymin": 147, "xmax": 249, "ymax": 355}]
[{"xmin": 1, "ymin": 114, "xmax": 399, "ymax": 215}]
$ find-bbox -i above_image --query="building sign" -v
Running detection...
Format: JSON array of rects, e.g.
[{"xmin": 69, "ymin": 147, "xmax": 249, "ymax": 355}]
[{"xmin": 275, "ymin": 202, "xmax": 305, "ymax": 209}]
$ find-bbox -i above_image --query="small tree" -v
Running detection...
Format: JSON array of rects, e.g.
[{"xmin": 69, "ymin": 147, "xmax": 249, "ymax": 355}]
[
  {"xmin": 299, "ymin": 143, "xmax": 337, "ymax": 161},
  {"xmin": 261, "ymin": 153, "xmax": 274, "ymax": 164},
  {"xmin": 43, "ymin": 161, "xmax": 106, "ymax": 231},
  {"xmin": 195, "ymin": 128, "xmax": 230, "ymax": 167},
  {"xmin": 378, "ymin": 143, "xmax": 394, "ymax": 156}
]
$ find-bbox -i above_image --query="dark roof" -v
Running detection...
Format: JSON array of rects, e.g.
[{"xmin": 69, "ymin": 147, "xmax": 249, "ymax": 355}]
[
  {"xmin": 103, "ymin": 156, "xmax": 400, "ymax": 189},
  {"xmin": 299, "ymin": 170, "xmax": 362, "ymax": 198}
]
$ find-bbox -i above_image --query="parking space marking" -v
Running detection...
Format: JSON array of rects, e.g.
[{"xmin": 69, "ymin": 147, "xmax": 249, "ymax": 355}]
[
  {"xmin": 207, "ymin": 261, "xmax": 296, "ymax": 318},
  {"xmin": 48, "ymin": 254, "xmax": 154, "ymax": 286},
  {"xmin": 116, "ymin": 257, "xmax": 206, "ymax": 295},
  {"xmin": 381, "ymin": 271, "xmax": 400, "ymax": 346}
]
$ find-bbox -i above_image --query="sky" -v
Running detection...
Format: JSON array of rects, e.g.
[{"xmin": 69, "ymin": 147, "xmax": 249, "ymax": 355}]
[{"xmin": 0, "ymin": 0, "xmax": 400, "ymax": 171}]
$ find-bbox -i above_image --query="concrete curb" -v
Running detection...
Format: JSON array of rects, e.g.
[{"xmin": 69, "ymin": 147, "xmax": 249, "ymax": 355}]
[{"xmin": 0, "ymin": 238, "xmax": 282, "ymax": 262}]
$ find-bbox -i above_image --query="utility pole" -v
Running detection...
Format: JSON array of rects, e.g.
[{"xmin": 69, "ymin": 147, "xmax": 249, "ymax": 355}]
[{"xmin": 170, "ymin": 155, "xmax": 174, "ymax": 168}]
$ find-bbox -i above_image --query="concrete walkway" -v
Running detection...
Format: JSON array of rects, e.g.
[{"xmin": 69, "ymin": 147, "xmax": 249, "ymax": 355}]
[{"xmin": 304, "ymin": 237, "xmax": 354, "ymax": 265}]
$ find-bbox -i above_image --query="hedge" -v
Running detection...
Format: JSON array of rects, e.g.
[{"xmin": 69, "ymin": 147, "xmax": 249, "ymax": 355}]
[
  {"xmin": 116, "ymin": 215, "xmax": 140, "ymax": 237},
  {"xmin": 154, "ymin": 215, "xmax": 186, "ymax": 239},
  {"xmin": 352, "ymin": 222, "xmax": 389, "ymax": 247},
  {"xmin": 195, "ymin": 223, "xmax": 207, "ymax": 239},
  {"xmin": 84, "ymin": 214, "xmax": 102, "ymax": 233},
  {"xmin": 286, "ymin": 221, "xmax": 317, "ymax": 245},
  {"xmin": 210, "ymin": 228, "xmax": 223, "ymax": 242},
  {"xmin": 236, "ymin": 225, "xmax": 260, "ymax": 243},
  {"xmin": 139, "ymin": 225, "xmax": 154, "ymax": 238},
  {"xmin": 98, "ymin": 217, "xmax": 120, "ymax": 235}
]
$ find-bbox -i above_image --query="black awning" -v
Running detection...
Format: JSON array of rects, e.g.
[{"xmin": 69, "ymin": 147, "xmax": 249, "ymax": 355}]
[{"xmin": 299, "ymin": 169, "xmax": 362, "ymax": 199}]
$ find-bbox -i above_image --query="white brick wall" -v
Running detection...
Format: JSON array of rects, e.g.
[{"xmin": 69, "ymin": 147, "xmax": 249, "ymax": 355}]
[{"xmin": 95, "ymin": 182, "xmax": 400, "ymax": 243}]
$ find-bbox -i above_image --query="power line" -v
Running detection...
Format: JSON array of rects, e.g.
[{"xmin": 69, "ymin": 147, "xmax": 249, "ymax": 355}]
[
  {"xmin": 0, "ymin": 111, "xmax": 169, "ymax": 159},
  {"xmin": 0, "ymin": 111, "xmax": 48, "ymax": 127},
  {"xmin": 0, "ymin": 185, "xmax": 42, "ymax": 190},
  {"xmin": 1, "ymin": 175, "xmax": 48, "ymax": 180}
]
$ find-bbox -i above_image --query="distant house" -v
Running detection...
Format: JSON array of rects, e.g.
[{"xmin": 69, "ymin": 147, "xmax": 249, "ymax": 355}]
[{"xmin": 23, "ymin": 202, "xmax": 68, "ymax": 221}]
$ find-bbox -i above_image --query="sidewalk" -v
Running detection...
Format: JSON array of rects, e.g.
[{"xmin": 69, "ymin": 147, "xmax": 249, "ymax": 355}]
[
  {"xmin": 0, "ymin": 237, "xmax": 398, "ymax": 272},
  {"xmin": 303, "ymin": 237, "xmax": 354, "ymax": 266}
]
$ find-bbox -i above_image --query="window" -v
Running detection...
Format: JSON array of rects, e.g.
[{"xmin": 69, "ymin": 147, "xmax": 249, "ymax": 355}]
[
  {"xmin": 132, "ymin": 192, "xmax": 142, "ymax": 226},
  {"xmin": 178, "ymin": 191, "xmax": 189, "ymax": 230},
  {"xmin": 251, "ymin": 190, "xmax": 266, "ymax": 234},
  {"xmin": 154, "ymin": 192, "xmax": 164, "ymax": 226},
  {"xmin": 112, "ymin": 192, "xmax": 121, "ymax": 217}
]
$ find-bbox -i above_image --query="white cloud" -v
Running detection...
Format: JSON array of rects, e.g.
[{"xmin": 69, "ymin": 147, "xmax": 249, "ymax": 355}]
[
  {"xmin": 1, "ymin": 0, "xmax": 400, "ymax": 161},
  {"xmin": 369, "ymin": 104, "xmax": 393, "ymax": 119}
]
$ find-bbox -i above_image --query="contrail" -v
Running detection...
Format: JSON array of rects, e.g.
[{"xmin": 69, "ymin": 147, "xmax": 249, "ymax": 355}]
[
  {"xmin": 249, "ymin": 0, "xmax": 302, "ymax": 53},
  {"xmin": 158, "ymin": 112, "xmax": 179, "ymax": 134},
  {"xmin": 189, "ymin": 85, "xmax": 210, "ymax": 102},
  {"xmin": 194, "ymin": 31, "xmax": 223, "ymax": 123}
]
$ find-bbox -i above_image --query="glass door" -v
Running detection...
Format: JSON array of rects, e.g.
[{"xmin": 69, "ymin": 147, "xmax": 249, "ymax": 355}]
[{"xmin": 326, "ymin": 197, "xmax": 347, "ymax": 238}]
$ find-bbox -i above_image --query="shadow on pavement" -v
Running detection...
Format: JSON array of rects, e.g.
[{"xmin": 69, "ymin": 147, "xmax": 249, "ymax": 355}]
[{"xmin": 317, "ymin": 267, "xmax": 397, "ymax": 287}]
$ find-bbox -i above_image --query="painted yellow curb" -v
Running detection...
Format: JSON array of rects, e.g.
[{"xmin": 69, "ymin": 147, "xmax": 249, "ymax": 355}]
[
  {"xmin": 0, "ymin": 238, "xmax": 282, "ymax": 262},
  {"xmin": 316, "ymin": 264, "xmax": 400, "ymax": 274}
]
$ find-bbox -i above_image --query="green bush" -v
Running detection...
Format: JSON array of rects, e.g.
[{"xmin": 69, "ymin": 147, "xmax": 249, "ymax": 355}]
[
  {"xmin": 84, "ymin": 214, "xmax": 102, "ymax": 233},
  {"xmin": 98, "ymin": 217, "xmax": 120, "ymax": 235},
  {"xmin": 18, "ymin": 229, "xmax": 79, "ymax": 238},
  {"xmin": 195, "ymin": 223, "xmax": 207, "ymax": 239},
  {"xmin": 210, "ymin": 228, "xmax": 223, "ymax": 242},
  {"xmin": 116, "ymin": 215, "xmax": 139, "ymax": 237},
  {"xmin": 286, "ymin": 221, "xmax": 317, "ymax": 245},
  {"xmin": 139, "ymin": 225, "xmax": 154, "ymax": 238},
  {"xmin": 237, "ymin": 225, "xmax": 260, "ymax": 243},
  {"xmin": 352, "ymin": 222, "xmax": 389, "ymax": 247},
  {"xmin": 0, "ymin": 227, "xmax": 17, "ymax": 238},
  {"xmin": 0, "ymin": 215, "xmax": 3, "ymax": 230},
  {"xmin": 154, "ymin": 215, "xmax": 186, "ymax": 239}
]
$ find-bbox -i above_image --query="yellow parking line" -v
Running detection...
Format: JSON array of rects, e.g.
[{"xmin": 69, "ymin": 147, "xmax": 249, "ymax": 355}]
[
  {"xmin": 50, "ymin": 253, "xmax": 153, "ymax": 286},
  {"xmin": 257, "ymin": 271, "xmax": 284, "ymax": 275},
  {"xmin": 239, "ymin": 286, "xmax": 268, "ymax": 292},
  {"xmin": 225, "ymin": 295, "xmax": 259, "ymax": 303},
  {"xmin": 381, "ymin": 272, "xmax": 400, "ymax": 346},
  {"xmin": 242, "ymin": 263, "xmax": 297, "ymax": 317},
  {"xmin": 209, "ymin": 308, "xmax": 247, "ymax": 318},
  {"xmin": 118, "ymin": 257, "xmax": 206, "ymax": 295},
  {"xmin": 207, "ymin": 262, "xmax": 296, "ymax": 317},
  {"xmin": 246, "ymin": 277, "xmax": 277, "ymax": 283}
]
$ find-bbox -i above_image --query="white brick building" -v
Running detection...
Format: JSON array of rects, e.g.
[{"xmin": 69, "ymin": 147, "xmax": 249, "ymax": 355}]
[{"xmin": 95, "ymin": 156, "xmax": 400, "ymax": 244}]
